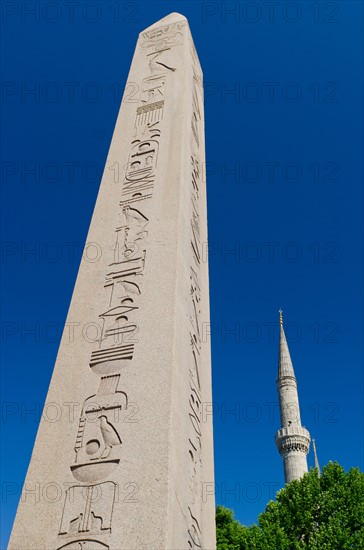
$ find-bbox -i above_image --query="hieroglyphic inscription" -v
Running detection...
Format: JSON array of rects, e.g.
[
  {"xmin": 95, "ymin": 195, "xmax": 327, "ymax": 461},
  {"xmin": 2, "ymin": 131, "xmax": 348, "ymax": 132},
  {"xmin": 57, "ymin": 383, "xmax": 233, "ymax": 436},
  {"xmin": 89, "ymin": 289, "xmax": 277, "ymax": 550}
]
[
  {"xmin": 57, "ymin": 20, "xmax": 186, "ymax": 550},
  {"xmin": 140, "ymin": 21, "xmax": 186, "ymax": 52},
  {"xmin": 188, "ymin": 507, "xmax": 203, "ymax": 549},
  {"xmin": 187, "ymin": 48, "xmax": 205, "ymax": 549},
  {"xmin": 71, "ymin": 375, "xmax": 126, "ymax": 483},
  {"xmin": 190, "ymin": 43, "xmax": 203, "ymax": 94},
  {"xmin": 90, "ymin": 37, "xmax": 182, "ymax": 376},
  {"xmin": 136, "ymin": 76, "xmax": 166, "ymax": 126}
]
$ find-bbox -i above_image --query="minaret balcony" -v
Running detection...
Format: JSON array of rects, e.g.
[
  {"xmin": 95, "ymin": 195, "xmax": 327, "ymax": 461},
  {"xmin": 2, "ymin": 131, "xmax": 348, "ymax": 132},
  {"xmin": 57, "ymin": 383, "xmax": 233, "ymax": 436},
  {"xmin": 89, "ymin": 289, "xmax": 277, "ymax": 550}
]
[{"xmin": 275, "ymin": 426, "xmax": 311, "ymax": 454}]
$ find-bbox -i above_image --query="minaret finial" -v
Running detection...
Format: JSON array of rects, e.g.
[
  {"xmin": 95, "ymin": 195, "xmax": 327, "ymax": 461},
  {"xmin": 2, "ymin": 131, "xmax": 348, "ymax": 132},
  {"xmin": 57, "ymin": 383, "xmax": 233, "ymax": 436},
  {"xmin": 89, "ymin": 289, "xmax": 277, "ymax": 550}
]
[{"xmin": 279, "ymin": 308, "xmax": 283, "ymax": 326}]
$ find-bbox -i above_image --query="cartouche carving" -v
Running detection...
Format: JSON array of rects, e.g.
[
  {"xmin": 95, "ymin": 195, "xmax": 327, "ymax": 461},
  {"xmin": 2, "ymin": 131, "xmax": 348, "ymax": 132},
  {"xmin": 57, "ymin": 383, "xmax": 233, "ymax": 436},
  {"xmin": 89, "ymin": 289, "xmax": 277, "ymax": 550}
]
[{"xmin": 71, "ymin": 376, "xmax": 126, "ymax": 482}]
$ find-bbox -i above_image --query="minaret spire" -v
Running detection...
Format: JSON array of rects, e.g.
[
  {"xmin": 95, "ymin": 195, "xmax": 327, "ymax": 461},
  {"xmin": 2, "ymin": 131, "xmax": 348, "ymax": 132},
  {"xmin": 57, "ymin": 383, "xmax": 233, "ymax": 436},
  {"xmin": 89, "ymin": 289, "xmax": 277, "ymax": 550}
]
[
  {"xmin": 312, "ymin": 439, "xmax": 321, "ymax": 476},
  {"xmin": 278, "ymin": 309, "xmax": 296, "ymax": 380},
  {"xmin": 275, "ymin": 310, "xmax": 311, "ymax": 483}
]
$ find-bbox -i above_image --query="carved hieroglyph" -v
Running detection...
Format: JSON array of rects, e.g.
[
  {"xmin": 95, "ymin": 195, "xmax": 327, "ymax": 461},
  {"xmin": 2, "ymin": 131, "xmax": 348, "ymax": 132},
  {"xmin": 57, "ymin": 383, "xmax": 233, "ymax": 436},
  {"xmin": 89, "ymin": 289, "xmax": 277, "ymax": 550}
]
[{"xmin": 9, "ymin": 13, "xmax": 215, "ymax": 550}]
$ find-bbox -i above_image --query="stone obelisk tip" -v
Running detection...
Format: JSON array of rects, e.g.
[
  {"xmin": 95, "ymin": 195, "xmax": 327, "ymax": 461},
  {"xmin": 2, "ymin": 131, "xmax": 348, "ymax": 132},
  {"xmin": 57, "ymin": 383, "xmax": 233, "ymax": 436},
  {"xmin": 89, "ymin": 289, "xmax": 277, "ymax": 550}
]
[{"xmin": 141, "ymin": 12, "xmax": 188, "ymax": 33}]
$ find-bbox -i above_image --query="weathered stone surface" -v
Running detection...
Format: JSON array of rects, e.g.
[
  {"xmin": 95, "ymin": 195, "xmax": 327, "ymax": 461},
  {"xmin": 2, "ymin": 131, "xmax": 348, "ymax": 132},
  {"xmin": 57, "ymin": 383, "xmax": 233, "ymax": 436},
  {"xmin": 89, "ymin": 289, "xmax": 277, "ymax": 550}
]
[{"xmin": 9, "ymin": 13, "xmax": 215, "ymax": 550}]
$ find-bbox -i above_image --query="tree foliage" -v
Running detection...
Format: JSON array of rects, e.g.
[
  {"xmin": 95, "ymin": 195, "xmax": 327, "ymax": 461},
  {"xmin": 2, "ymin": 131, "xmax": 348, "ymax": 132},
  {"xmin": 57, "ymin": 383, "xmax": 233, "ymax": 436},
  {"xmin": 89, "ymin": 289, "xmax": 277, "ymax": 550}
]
[{"xmin": 216, "ymin": 462, "xmax": 364, "ymax": 550}]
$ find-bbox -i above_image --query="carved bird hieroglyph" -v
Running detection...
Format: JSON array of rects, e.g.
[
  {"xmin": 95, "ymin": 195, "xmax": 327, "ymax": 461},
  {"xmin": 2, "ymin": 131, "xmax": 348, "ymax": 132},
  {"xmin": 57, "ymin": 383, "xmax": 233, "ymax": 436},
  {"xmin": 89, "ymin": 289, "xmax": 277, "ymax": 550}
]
[{"xmin": 98, "ymin": 415, "xmax": 122, "ymax": 459}]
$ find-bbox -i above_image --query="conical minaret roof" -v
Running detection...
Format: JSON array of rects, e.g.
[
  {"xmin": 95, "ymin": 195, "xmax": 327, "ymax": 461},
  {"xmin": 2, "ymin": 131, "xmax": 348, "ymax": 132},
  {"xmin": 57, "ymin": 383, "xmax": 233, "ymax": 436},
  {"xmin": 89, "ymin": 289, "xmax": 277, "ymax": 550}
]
[{"xmin": 277, "ymin": 310, "xmax": 296, "ymax": 380}]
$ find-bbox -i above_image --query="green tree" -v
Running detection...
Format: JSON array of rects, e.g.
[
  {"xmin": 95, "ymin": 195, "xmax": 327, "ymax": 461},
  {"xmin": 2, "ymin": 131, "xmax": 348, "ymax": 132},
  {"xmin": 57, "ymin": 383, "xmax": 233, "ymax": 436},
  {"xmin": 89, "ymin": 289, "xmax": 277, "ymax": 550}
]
[{"xmin": 216, "ymin": 462, "xmax": 364, "ymax": 550}]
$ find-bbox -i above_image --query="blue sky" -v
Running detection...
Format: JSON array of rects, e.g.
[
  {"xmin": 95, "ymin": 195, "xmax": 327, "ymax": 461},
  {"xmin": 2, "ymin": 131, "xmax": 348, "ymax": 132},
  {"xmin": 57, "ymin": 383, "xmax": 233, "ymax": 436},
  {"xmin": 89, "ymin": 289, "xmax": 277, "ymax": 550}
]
[{"xmin": 1, "ymin": 0, "xmax": 363, "ymax": 546}]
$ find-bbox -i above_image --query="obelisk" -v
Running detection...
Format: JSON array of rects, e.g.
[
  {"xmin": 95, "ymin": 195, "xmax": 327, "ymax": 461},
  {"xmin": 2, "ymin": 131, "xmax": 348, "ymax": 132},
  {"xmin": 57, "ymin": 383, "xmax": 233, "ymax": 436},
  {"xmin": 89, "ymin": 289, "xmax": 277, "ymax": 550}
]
[{"xmin": 9, "ymin": 13, "xmax": 215, "ymax": 550}]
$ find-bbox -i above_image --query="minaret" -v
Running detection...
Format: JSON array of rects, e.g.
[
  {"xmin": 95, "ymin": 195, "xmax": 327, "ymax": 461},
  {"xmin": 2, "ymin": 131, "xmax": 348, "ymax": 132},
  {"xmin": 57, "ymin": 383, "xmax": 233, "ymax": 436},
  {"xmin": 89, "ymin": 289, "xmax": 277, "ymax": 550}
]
[{"xmin": 275, "ymin": 310, "xmax": 311, "ymax": 483}]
